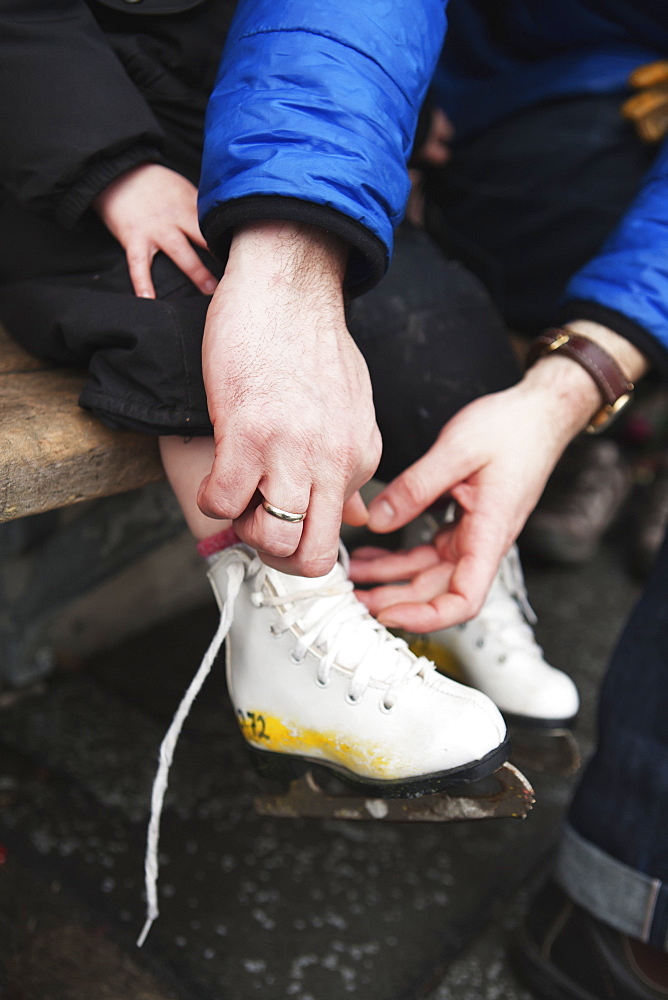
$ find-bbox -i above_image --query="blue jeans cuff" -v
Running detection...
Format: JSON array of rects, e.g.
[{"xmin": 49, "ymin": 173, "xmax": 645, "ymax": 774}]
[{"xmin": 556, "ymin": 824, "xmax": 668, "ymax": 951}]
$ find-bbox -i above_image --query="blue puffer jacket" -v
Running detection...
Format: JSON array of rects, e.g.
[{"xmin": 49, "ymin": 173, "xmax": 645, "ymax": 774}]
[
  {"xmin": 199, "ymin": 0, "xmax": 446, "ymax": 292},
  {"xmin": 200, "ymin": 0, "xmax": 668, "ymax": 364}
]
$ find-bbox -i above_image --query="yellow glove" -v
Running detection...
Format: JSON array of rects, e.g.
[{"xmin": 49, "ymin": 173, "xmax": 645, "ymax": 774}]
[{"xmin": 622, "ymin": 60, "xmax": 668, "ymax": 143}]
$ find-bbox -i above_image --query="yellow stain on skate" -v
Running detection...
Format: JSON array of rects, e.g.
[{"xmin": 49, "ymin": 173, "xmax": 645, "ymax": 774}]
[
  {"xmin": 409, "ymin": 636, "xmax": 463, "ymax": 681},
  {"xmin": 236, "ymin": 711, "xmax": 394, "ymax": 776}
]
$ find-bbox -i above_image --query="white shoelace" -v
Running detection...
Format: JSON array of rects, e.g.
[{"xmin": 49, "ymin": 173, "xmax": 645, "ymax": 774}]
[
  {"xmin": 136, "ymin": 558, "xmax": 244, "ymax": 947},
  {"xmin": 469, "ymin": 547, "xmax": 543, "ymax": 659},
  {"xmin": 251, "ymin": 548, "xmax": 430, "ymax": 702},
  {"xmin": 137, "ymin": 546, "xmax": 432, "ymax": 946},
  {"xmin": 496, "ymin": 546, "xmax": 538, "ymax": 625}
]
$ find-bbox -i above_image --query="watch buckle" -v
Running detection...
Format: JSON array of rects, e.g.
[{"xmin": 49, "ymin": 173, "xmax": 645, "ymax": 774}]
[{"xmin": 586, "ymin": 392, "xmax": 634, "ymax": 434}]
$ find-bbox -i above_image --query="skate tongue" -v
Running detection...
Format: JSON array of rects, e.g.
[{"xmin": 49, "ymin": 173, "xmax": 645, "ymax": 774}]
[
  {"xmin": 263, "ymin": 559, "xmax": 358, "ymax": 640},
  {"xmin": 266, "ymin": 562, "xmax": 349, "ymax": 597},
  {"xmin": 260, "ymin": 556, "xmax": 420, "ymax": 688}
]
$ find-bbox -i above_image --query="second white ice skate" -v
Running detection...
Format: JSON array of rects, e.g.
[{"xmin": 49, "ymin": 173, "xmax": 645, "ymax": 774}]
[{"xmin": 404, "ymin": 516, "xmax": 579, "ymax": 729}]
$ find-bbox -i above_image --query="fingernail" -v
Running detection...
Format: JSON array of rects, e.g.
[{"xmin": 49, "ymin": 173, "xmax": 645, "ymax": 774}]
[
  {"xmin": 369, "ymin": 499, "xmax": 395, "ymax": 529},
  {"xmin": 204, "ymin": 278, "xmax": 217, "ymax": 294}
]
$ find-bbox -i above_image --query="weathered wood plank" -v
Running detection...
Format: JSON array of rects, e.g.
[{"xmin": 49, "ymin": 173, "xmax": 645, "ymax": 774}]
[{"xmin": 0, "ymin": 368, "xmax": 163, "ymax": 521}]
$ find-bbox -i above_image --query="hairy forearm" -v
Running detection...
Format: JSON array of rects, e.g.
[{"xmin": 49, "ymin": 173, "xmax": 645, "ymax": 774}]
[
  {"xmin": 226, "ymin": 220, "xmax": 348, "ymax": 303},
  {"xmin": 200, "ymin": 218, "xmax": 378, "ymax": 574}
]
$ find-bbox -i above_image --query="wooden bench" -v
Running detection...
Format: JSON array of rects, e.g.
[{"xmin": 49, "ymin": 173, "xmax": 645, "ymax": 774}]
[
  {"xmin": 0, "ymin": 324, "xmax": 164, "ymax": 523},
  {"xmin": 0, "ymin": 324, "xmax": 189, "ymax": 688}
]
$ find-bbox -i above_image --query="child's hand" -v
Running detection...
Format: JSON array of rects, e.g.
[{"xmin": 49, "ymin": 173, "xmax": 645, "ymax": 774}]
[{"xmin": 93, "ymin": 163, "xmax": 218, "ymax": 298}]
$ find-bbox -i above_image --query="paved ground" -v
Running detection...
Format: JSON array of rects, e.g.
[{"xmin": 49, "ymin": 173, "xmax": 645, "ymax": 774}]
[{"xmin": 0, "ymin": 535, "xmax": 641, "ymax": 999}]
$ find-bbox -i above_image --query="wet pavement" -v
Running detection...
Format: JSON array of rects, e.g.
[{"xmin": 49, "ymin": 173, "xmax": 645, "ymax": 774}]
[{"xmin": 0, "ymin": 538, "xmax": 641, "ymax": 999}]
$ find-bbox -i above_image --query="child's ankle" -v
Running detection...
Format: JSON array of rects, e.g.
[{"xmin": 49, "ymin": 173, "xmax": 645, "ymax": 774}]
[{"xmin": 197, "ymin": 528, "xmax": 241, "ymax": 562}]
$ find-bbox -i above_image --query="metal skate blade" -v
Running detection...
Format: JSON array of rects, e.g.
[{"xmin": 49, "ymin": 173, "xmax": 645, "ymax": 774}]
[
  {"xmin": 254, "ymin": 761, "xmax": 534, "ymax": 822},
  {"xmin": 508, "ymin": 725, "xmax": 582, "ymax": 776}
]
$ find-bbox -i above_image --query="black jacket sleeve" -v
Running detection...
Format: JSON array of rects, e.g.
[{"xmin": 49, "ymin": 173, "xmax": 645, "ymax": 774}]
[{"xmin": 0, "ymin": 0, "xmax": 164, "ymax": 227}]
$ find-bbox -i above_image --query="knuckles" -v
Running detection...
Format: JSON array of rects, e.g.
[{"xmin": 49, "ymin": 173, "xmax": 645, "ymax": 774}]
[{"xmin": 223, "ymin": 418, "xmax": 373, "ymax": 478}]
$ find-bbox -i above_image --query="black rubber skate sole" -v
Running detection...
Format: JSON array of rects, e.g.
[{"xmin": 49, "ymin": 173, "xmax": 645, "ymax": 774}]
[
  {"xmin": 506, "ymin": 717, "xmax": 582, "ymax": 777},
  {"xmin": 503, "ymin": 711, "xmax": 578, "ymax": 730},
  {"xmin": 247, "ymin": 734, "xmax": 511, "ymax": 800},
  {"xmin": 428, "ymin": 651, "xmax": 579, "ymax": 732}
]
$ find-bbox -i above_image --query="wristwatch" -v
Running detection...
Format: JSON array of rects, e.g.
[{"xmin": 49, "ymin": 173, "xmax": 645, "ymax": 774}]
[{"xmin": 526, "ymin": 327, "xmax": 635, "ymax": 433}]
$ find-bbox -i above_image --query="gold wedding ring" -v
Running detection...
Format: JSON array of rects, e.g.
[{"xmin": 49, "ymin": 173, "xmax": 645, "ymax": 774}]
[{"xmin": 261, "ymin": 500, "xmax": 307, "ymax": 523}]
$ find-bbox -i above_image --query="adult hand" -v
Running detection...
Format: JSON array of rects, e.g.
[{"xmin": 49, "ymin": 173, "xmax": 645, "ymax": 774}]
[
  {"xmin": 197, "ymin": 220, "xmax": 381, "ymax": 576},
  {"xmin": 350, "ymin": 355, "xmax": 604, "ymax": 631},
  {"xmin": 93, "ymin": 163, "xmax": 218, "ymax": 299}
]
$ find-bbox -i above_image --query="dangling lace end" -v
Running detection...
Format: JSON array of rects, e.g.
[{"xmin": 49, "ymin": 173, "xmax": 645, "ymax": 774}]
[
  {"xmin": 137, "ymin": 912, "xmax": 156, "ymax": 948},
  {"xmin": 501, "ymin": 546, "xmax": 538, "ymax": 625},
  {"xmin": 137, "ymin": 560, "xmax": 245, "ymax": 946},
  {"xmin": 523, "ymin": 602, "xmax": 538, "ymax": 627}
]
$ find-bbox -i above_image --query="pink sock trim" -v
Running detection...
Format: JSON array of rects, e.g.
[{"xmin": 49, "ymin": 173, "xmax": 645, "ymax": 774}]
[{"xmin": 197, "ymin": 528, "xmax": 240, "ymax": 559}]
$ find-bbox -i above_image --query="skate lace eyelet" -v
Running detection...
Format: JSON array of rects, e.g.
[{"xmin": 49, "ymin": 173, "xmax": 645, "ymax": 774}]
[
  {"xmin": 379, "ymin": 698, "xmax": 396, "ymax": 714},
  {"xmin": 290, "ymin": 650, "xmax": 306, "ymax": 665},
  {"xmin": 498, "ymin": 654, "xmax": 507, "ymax": 664},
  {"xmin": 315, "ymin": 674, "xmax": 330, "ymax": 689},
  {"xmin": 345, "ymin": 691, "xmax": 361, "ymax": 706},
  {"xmin": 250, "ymin": 593, "xmax": 263, "ymax": 608},
  {"xmin": 476, "ymin": 638, "xmax": 485, "ymax": 648}
]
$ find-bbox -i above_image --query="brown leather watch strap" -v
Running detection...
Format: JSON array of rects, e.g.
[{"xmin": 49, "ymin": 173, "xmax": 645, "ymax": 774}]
[{"xmin": 526, "ymin": 327, "xmax": 635, "ymax": 432}]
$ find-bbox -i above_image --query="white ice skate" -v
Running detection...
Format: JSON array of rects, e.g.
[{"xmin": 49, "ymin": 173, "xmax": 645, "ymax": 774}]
[
  {"xmin": 210, "ymin": 544, "xmax": 509, "ymax": 795},
  {"xmin": 138, "ymin": 543, "xmax": 534, "ymax": 945},
  {"xmin": 404, "ymin": 516, "xmax": 579, "ymax": 731}
]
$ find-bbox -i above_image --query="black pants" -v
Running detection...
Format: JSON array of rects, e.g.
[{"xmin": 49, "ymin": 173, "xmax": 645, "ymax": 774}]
[
  {"xmin": 357, "ymin": 95, "xmax": 655, "ymax": 478},
  {"xmin": 424, "ymin": 94, "xmax": 655, "ymax": 335},
  {"xmin": 0, "ymin": 192, "xmax": 519, "ymax": 483},
  {"xmin": 0, "ymin": 191, "xmax": 221, "ymax": 436},
  {"xmin": 350, "ymin": 226, "xmax": 519, "ymax": 482},
  {"xmin": 0, "ymin": 94, "xmax": 654, "ymax": 479}
]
